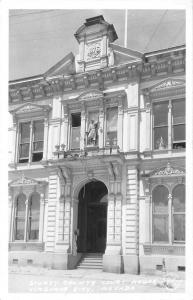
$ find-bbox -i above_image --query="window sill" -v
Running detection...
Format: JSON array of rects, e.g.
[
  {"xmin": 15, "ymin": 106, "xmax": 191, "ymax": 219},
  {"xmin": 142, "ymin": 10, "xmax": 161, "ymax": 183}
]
[
  {"xmin": 9, "ymin": 242, "xmax": 44, "ymax": 251},
  {"xmin": 143, "ymin": 243, "xmax": 185, "ymax": 256}
]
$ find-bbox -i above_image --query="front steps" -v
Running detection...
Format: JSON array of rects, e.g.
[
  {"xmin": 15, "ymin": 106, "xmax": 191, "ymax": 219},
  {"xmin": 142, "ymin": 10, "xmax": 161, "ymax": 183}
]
[{"xmin": 76, "ymin": 253, "xmax": 103, "ymax": 270}]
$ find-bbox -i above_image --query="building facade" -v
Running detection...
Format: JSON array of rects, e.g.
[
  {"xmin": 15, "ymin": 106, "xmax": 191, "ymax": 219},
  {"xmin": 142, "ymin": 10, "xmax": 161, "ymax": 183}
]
[{"xmin": 8, "ymin": 16, "xmax": 185, "ymax": 274}]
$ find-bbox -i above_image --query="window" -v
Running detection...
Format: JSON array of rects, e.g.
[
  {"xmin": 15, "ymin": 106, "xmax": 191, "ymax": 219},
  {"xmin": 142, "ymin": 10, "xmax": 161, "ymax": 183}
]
[
  {"xmin": 28, "ymin": 193, "xmax": 40, "ymax": 240},
  {"xmin": 14, "ymin": 192, "xmax": 40, "ymax": 241},
  {"xmin": 15, "ymin": 193, "xmax": 26, "ymax": 240},
  {"xmin": 153, "ymin": 99, "xmax": 185, "ymax": 150},
  {"xmin": 152, "ymin": 184, "xmax": 185, "ymax": 243},
  {"xmin": 172, "ymin": 184, "xmax": 185, "ymax": 242},
  {"xmin": 172, "ymin": 100, "xmax": 185, "ymax": 149},
  {"xmin": 152, "ymin": 186, "xmax": 169, "ymax": 242},
  {"xmin": 19, "ymin": 120, "xmax": 44, "ymax": 163},
  {"xmin": 106, "ymin": 107, "xmax": 118, "ymax": 146},
  {"xmin": 71, "ymin": 113, "xmax": 81, "ymax": 149}
]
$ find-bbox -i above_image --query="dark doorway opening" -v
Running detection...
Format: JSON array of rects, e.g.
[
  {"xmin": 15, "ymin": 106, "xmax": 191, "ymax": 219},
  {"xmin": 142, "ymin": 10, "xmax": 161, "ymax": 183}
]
[{"xmin": 77, "ymin": 180, "xmax": 108, "ymax": 253}]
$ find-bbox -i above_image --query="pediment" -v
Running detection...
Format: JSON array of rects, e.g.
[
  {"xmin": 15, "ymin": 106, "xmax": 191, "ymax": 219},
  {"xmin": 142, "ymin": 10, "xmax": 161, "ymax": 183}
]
[
  {"xmin": 9, "ymin": 102, "xmax": 51, "ymax": 115},
  {"xmin": 151, "ymin": 163, "xmax": 185, "ymax": 177},
  {"xmin": 78, "ymin": 89, "xmax": 103, "ymax": 101},
  {"xmin": 111, "ymin": 44, "xmax": 143, "ymax": 65},
  {"xmin": 9, "ymin": 175, "xmax": 47, "ymax": 187},
  {"xmin": 44, "ymin": 52, "xmax": 76, "ymax": 77},
  {"xmin": 150, "ymin": 78, "xmax": 185, "ymax": 92}
]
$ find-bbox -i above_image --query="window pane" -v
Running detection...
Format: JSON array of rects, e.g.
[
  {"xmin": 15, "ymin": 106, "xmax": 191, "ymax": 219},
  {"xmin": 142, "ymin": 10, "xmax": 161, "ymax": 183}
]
[
  {"xmin": 173, "ymin": 184, "xmax": 185, "ymax": 212},
  {"xmin": 173, "ymin": 214, "xmax": 185, "ymax": 241},
  {"xmin": 28, "ymin": 193, "xmax": 40, "ymax": 240},
  {"xmin": 16, "ymin": 194, "xmax": 26, "ymax": 217},
  {"xmin": 15, "ymin": 194, "xmax": 26, "ymax": 240},
  {"xmin": 106, "ymin": 107, "xmax": 118, "ymax": 132},
  {"xmin": 153, "ymin": 102, "xmax": 168, "ymax": 126},
  {"xmin": 33, "ymin": 120, "xmax": 44, "ymax": 141},
  {"xmin": 33, "ymin": 141, "xmax": 43, "ymax": 152},
  {"xmin": 173, "ymin": 124, "xmax": 185, "ymax": 141},
  {"xmin": 154, "ymin": 127, "xmax": 168, "ymax": 149},
  {"xmin": 20, "ymin": 123, "xmax": 30, "ymax": 143},
  {"xmin": 71, "ymin": 127, "xmax": 80, "ymax": 149},
  {"xmin": 172, "ymin": 99, "xmax": 185, "ymax": 125},
  {"xmin": 153, "ymin": 215, "xmax": 169, "ymax": 242},
  {"xmin": 15, "ymin": 220, "xmax": 25, "ymax": 240},
  {"xmin": 153, "ymin": 185, "xmax": 169, "ymax": 213},
  {"xmin": 20, "ymin": 143, "xmax": 30, "ymax": 158}
]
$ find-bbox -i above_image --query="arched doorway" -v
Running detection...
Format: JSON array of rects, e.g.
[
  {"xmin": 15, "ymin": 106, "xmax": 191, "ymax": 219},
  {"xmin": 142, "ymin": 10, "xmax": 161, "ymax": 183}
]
[{"xmin": 77, "ymin": 180, "xmax": 108, "ymax": 253}]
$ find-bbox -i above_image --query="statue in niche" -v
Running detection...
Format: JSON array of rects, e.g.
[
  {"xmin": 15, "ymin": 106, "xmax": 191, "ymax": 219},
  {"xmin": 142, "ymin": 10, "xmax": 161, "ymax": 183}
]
[{"xmin": 87, "ymin": 119, "xmax": 98, "ymax": 146}]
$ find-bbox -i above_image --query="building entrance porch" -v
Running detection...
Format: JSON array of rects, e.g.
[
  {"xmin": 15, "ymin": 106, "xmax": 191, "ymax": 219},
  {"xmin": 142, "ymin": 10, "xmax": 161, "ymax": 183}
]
[{"xmin": 77, "ymin": 180, "xmax": 108, "ymax": 254}]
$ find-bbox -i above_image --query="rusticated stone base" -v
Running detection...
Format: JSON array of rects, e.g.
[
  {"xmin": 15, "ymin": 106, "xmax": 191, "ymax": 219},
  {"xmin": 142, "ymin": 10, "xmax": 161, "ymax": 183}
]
[
  {"xmin": 103, "ymin": 254, "xmax": 123, "ymax": 273},
  {"xmin": 9, "ymin": 251, "xmax": 82, "ymax": 270}
]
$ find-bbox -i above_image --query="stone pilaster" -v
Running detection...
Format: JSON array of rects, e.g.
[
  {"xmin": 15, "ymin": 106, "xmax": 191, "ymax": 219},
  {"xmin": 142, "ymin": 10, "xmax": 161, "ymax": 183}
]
[
  {"xmin": 117, "ymin": 97, "xmax": 124, "ymax": 151},
  {"xmin": 45, "ymin": 172, "xmax": 58, "ymax": 252},
  {"xmin": 123, "ymin": 167, "xmax": 139, "ymax": 274},
  {"xmin": 98, "ymin": 99, "xmax": 105, "ymax": 149},
  {"xmin": 80, "ymin": 102, "xmax": 86, "ymax": 150},
  {"xmin": 39, "ymin": 193, "xmax": 45, "ymax": 242},
  {"xmin": 103, "ymin": 163, "xmax": 123, "ymax": 273}
]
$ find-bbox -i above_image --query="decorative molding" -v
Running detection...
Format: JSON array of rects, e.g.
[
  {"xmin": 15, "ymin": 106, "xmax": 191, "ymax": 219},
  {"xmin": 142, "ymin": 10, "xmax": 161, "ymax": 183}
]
[
  {"xmin": 152, "ymin": 163, "xmax": 185, "ymax": 177},
  {"xmin": 9, "ymin": 174, "xmax": 47, "ymax": 187},
  {"xmin": 9, "ymin": 102, "xmax": 52, "ymax": 116},
  {"xmin": 150, "ymin": 78, "xmax": 185, "ymax": 92},
  {"xmin": 78, "ymin": 89, "xmax": 103, "ymax": 102},
  {"xmin": 143, "ymin": 243, "xmax": 185, "ymax": 256}
]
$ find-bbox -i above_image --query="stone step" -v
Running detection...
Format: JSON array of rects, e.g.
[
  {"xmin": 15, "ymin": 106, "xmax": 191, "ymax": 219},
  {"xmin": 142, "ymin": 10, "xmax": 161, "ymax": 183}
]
[{"xmin": 76, "ymin": 253, "xmax": 103, "ymax": 270}]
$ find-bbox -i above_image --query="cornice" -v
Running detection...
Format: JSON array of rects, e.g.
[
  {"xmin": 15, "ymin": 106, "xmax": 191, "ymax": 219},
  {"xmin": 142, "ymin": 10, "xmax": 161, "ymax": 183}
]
[{"xmin": 9, "ymin": 52, "xmax": 185, "ymax": 104}]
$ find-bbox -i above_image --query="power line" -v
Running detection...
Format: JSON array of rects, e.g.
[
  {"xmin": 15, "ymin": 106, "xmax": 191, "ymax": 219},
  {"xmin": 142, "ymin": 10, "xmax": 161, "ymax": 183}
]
[
  {"xmin": 9, "ymin": 11, "xmax": 67, "ymax": 25},
  {"xmin": 143, "ymin": 10, "xmax": 168, "ymax": 52},
  {"xmin": 9, "ymin": 10, "xmax": 55, "ymax": 18}
]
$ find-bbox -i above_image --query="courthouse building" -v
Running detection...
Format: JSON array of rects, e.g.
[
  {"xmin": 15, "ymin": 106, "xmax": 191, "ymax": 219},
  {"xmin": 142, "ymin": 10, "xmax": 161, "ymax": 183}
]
[{"xmin": 8, "ymin": 16, "xmax": 185, "ymax": 274}]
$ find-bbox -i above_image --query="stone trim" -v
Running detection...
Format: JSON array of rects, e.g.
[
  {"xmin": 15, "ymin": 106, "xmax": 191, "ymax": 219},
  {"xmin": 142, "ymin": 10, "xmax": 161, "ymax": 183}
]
[{"xmin": 143, "ymin": 243, "xmax": 185, "ymax": 256}]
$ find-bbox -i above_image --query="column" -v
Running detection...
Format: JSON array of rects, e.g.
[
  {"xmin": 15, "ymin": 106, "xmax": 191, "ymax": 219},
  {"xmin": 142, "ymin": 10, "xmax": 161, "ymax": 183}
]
[
  {"xmin": 24, "ymin": 197, "xmax": 29, "ymax": 242},
  {"xmin": 43, "ymin": 117, "xmax": 49, "ymax": 161},
  {"xmin": 168, "ymin": 101, "xmax": 172, "ymax": 150},
  {"xmin": 117, "ymin": 97, "xmax": 124, "ymax": 151},
  {"xmin": 8, "ymin": 190, "xmax": 13, "ymax": 242},
  {"xmin": 39, "ymin": 193, "xmax": 45, "ymax": 242},
  {"xmin": 80, "ymin": 102, "xmax": 86, "ymax": 150},
  {"xmin": 98, "ymin": 99, "xmax": 105, "ymax": 149}
]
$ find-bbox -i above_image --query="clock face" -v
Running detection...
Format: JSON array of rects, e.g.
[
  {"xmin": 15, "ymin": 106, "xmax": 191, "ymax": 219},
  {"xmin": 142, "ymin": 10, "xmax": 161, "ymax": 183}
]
[{"xmin": 86, "ymin": 43, "xmax": 101, "ymax": 61}]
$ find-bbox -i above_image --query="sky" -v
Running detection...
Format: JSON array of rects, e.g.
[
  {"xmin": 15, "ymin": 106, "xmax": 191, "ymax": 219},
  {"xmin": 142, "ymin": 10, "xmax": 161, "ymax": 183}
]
[{"xmin": 9, "ymin": 9, "xmax": 185, "ymax": 81}]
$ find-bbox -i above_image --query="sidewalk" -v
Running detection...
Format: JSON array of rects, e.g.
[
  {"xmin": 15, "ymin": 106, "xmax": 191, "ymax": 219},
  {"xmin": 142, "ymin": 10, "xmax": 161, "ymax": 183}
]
[{"xmin": 9, "ymin": 265, "xmax": 185, "ymax": 293}]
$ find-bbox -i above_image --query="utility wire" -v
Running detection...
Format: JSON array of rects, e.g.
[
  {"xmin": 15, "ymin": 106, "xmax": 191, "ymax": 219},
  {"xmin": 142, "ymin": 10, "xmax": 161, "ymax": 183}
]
[
  {"xmin": 9, "ymin": 10, "xmax": 55, "ymax": 18},
  {"xmin": 143, "ymin": 10, "xmax": 168, "ymax": 52},
  {"xmin": 9, "ymin": 11, "xmax": 68, "ymax": 25}
]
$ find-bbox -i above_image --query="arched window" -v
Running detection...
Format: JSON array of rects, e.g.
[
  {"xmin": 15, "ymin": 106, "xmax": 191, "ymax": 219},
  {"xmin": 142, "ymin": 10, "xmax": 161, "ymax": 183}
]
[
  {"xmin": 152, "ymin": 185, "xmax": 169, "ymax": 242},
  {"xmin": 28, "ymin": 193, "xmax": 40, "ymax": 240},
  {"xmin": 15, "ymin": 193, "xmax": 26, "ymax": 240},
  {"xmin": 172, "ymin": 184, "xmax": 185, "ymax": 242}
]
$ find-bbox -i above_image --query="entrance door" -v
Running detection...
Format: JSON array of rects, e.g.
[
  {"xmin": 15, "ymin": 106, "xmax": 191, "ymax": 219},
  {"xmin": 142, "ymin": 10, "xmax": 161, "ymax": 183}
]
[{"xmin": 77, "ymin": 181, "xmax": 108, "ymax": 253}]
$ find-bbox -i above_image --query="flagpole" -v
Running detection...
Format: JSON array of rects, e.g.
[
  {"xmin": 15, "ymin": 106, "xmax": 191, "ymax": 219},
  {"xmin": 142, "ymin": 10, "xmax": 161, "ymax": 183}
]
[{"xmin": 124, "ymin": 9, "xmax": 128, "ymax": 48}]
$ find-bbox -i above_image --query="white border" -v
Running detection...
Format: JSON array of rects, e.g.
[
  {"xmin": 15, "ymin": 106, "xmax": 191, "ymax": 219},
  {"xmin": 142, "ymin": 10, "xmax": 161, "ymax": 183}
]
[{"xmin": 1, "ymin": 0, "xmax": 193, "ymax": 300}]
